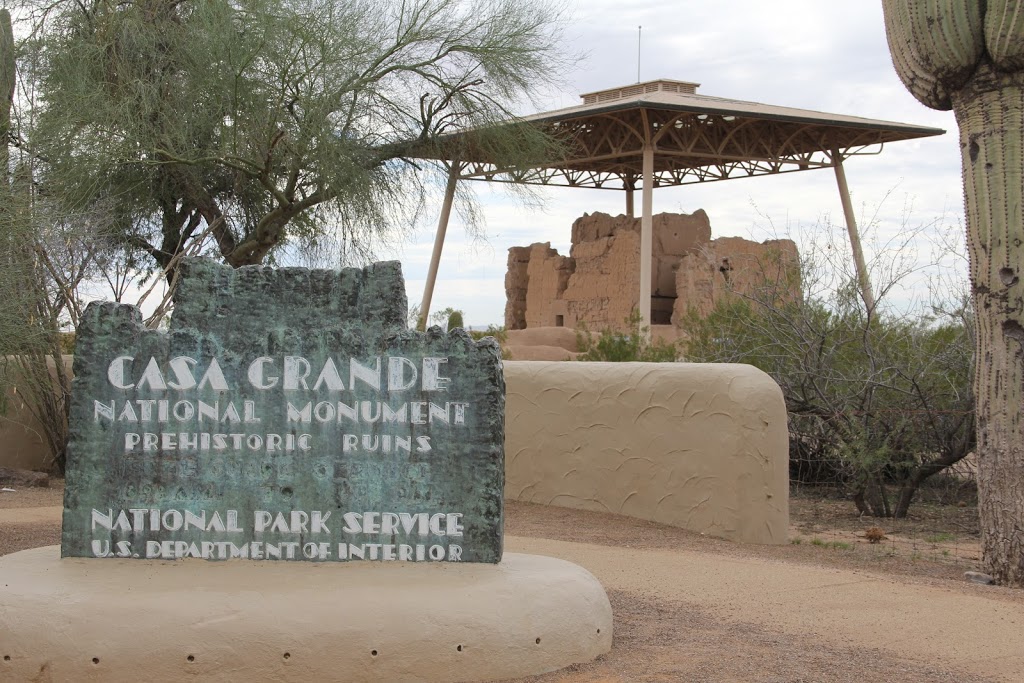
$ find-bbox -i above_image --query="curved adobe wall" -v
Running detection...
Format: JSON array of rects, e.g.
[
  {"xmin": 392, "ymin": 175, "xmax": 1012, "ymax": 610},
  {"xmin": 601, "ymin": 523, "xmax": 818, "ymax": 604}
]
[{"xmin": 503, "ymin": 361, "xmax": 789, "ymax": 544}]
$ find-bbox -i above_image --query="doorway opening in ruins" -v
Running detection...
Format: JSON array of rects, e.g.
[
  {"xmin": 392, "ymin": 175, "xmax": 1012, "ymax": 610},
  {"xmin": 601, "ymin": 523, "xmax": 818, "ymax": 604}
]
[{"xmin": 651, "ymin": 296, "xmax": 675, "ymax": 326}]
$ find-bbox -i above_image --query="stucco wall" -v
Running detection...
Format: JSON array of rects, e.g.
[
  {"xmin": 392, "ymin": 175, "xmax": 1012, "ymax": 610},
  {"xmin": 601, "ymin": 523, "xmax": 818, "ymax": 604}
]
[
  {"xmin": 0, "ymin": 401, "xmax": 52, "ymax": 471},
  {"xmin": 0, "ymin": 356, "xmax": 71, "ymax": 472},
  {"xmin": 503, "ymin": 361, "xmax": 789, "ymax": 544},
  {"xmin": 1, "ymin": 549, "xmax": 611, "ymax": 682}
]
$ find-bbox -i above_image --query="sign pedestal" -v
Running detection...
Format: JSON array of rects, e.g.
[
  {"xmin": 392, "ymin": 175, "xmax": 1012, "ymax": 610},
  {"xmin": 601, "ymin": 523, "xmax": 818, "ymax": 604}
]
[
  {"xmin": 0, "ymin": 547, "xmax": 611, "ymax": 682},
  {"xmin": 2, "ymin": 260, "xmax": 612, "ymax": 681}
]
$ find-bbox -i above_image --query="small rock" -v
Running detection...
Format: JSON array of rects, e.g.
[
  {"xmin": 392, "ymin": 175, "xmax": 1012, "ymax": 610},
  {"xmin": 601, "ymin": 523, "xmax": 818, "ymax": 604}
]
[
  {"xmin": 965, "ymin": 571, "xmax": 995, "ymax": 585},
  {"xmin": 0, "ymin": 467, "xmax": 49, "ymax": 488}
]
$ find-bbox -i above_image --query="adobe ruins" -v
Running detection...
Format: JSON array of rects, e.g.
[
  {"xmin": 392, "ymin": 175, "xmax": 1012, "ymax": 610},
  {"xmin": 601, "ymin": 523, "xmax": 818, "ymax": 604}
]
[{"xmin": 504, "ymin": 210, "xmax": 800, "ymax": 334}]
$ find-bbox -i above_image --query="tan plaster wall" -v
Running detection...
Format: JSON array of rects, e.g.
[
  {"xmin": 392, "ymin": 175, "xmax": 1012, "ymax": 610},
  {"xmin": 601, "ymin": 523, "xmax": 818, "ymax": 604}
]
[
  {"xmin": 0, "ymin": 548, "xmax": 612, "ymax": 682},
  {"xmin": 0, "ymin": 356, "xmax": 71, "ymax": 472},
  {"xmin": 0, "ymin": 399, "xmax": 51, "ymax": 471},
  {"xmin": 503, "ymin": 361, "xmax": 789, "ymax": 544}
]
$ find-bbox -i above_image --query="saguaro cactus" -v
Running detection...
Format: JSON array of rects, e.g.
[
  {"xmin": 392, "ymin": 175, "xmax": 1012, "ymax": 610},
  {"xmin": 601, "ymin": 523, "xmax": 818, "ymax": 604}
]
[
  {"xmin": 883, "ymin": 1, "xmax": 1024, "ymax": 586},
  {"xmin": 1, "ymin": 9, "xmax": 14, "ymax": 186}
]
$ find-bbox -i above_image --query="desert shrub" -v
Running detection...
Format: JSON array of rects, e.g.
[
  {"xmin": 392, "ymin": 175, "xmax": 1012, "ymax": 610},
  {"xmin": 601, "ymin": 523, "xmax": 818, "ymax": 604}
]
[
  {"xmin": 469, "ymin": 325, "xmax": 508, "ymax": 344},
  {"xmin": 576, "ymin": 310, "xmax": 679, "ymax": 362},
  {"xmin": 683, "ymin": 280, "xmax": 974, "ymax": 518}
]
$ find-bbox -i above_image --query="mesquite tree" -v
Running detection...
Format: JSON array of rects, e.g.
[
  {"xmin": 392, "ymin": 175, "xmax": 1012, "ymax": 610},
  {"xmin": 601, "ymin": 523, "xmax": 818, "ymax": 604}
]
[
  {"xmin": 1, "ymin": 8, "xmax": 77, "ymax": 473},
  {"xmin": 882, "ymin": 1, "xmax": 1024, "ymax": 585}
]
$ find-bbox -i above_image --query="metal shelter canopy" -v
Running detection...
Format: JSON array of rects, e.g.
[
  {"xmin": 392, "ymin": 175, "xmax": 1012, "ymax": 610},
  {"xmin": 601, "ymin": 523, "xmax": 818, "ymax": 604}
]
[{"xmin": 416, "ymin": 79, "xmax": 945, "ymax": 330}]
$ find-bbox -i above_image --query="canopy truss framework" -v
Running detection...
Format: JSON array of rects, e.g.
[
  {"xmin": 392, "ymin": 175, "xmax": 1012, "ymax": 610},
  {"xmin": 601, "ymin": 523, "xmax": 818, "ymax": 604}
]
[
  {"xmin": 412, "ymin": 80, "xmax": 945, "ymax": 332},
  {"xmin": 457, "ymin": 111, "xmax": 893, "ymax": 190}
]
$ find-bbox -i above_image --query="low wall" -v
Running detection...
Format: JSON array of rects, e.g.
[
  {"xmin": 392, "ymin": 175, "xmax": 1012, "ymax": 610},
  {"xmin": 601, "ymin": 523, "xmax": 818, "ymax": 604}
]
[
  {"xmin": 0, "ymin": 356, "xmax": 71, "ymax": 473},
  {"xmin": 503, "ymin": 361, "xmax": 789, "ymax": 544},
  {"xmin": 1, "ymin": 358, "xmax": 790, "ymax": 545},
  {"xmin": 0, "ymin": 402, "xmax": 52, "ymax": 472}
]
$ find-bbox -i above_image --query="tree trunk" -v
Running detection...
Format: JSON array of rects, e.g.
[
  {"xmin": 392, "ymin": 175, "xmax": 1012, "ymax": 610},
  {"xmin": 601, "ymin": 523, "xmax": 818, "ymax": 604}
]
[
  {"xmin": 954, "ymin": 65, "xmax": 1024, "ymax": 586},
  {"xmin": 852, "ymin": 478, "xmax": 890, "ymax": 518}
]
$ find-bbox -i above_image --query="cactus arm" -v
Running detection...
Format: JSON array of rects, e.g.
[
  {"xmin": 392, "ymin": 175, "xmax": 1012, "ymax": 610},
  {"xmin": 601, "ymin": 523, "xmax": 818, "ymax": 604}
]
[
  {"xmin": 985, "ymin": 0, "xmax": 1024, "ymax": 70},
  {"xmin": 883, "ymin": 1, "xmax": 953, "ymax": 109},
  {"xmin": 915, "ymin": 0, "xmax": 984, "ymax": 82},
  {"xmin": 1, "ymin": 9, "xmax": 13, "ymax": 186},
  {"xmin": 882, "ymin": 0, "xmax": 984, "ymax": 109}
]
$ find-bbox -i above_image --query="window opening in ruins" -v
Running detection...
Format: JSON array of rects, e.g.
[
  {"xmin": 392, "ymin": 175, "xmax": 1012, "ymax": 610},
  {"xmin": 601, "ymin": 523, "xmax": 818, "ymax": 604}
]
[{"xmin": 651, "ymin": 297, "xmax": 674, "ymax": 326}]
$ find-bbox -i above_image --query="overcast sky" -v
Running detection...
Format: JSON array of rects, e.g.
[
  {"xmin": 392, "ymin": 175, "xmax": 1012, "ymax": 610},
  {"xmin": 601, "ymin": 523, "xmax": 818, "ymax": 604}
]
[{"xmin": 390, "ymin": 1, "xmax": 965, "ymax": 327}]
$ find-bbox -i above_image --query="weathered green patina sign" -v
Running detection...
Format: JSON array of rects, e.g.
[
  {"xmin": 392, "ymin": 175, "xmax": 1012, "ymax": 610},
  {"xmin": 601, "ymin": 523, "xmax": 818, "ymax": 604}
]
[{"xmin": 62, "ymin": 259, "xmax": 504, "ymax": 563}]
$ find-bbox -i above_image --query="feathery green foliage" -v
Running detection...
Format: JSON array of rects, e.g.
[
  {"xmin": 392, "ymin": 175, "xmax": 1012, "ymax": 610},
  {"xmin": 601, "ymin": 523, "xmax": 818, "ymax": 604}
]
[
  {"xmin": 17, "ymin": 0, "xmax": 570, "ymax": 279},
  {"xmin": 0, "ymin": 158, "xmax": 73, "ymax": 474}
]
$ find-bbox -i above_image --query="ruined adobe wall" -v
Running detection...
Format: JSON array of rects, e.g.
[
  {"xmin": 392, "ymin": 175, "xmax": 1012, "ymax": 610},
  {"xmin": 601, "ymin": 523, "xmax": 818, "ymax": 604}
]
[
  {"xmin": 504, "ymin": 246, "xmax": 531, "ymax": 330},
  {"xmin": 504, "ymin": 211, "xmax": 799, "ymax": 332},
  {"xmin": 673, "ymin": 236, "xmax": 802, "ymax": 319},
  {"xmin": 525, "ymin": 244, "xmax": 574, "ymax": 329}
]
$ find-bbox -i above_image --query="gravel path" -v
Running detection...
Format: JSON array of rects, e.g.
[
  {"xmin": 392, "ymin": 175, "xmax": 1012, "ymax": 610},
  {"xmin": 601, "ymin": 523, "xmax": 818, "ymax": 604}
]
[{"xmin": 2, "ymin": 487, "xmax": 1021, "ymax": 682}]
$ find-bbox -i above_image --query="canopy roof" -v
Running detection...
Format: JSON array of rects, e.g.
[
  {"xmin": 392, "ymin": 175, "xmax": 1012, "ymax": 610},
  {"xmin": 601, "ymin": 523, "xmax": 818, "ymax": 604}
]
[
  {"xmin": 430, "ymin": 79, "xmax": 944, "ymax": 189},
  {"xmin": 413, "ymin": 79, "xmax": 946, "ymax": 331}
]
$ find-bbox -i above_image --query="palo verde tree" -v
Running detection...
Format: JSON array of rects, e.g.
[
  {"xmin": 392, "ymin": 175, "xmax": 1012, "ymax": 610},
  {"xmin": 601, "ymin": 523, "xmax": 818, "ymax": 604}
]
[
  {"xmin": 1, "ymin": 7, "xmax": 77, "ymax": 473},
  {"xmin": 882, "ymin": 1, "xmax": 1024, "ymax": 585},
  {"xmin": 16, "ymin": 0, "xmax": 568, "ymax": 281}
]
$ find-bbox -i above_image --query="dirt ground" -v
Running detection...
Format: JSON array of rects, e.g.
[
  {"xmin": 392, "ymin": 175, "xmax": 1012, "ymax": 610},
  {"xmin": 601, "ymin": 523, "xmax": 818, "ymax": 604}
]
[{"xmin": 1, "ymin": 483, "xmax": 1019, "ymax": 682}]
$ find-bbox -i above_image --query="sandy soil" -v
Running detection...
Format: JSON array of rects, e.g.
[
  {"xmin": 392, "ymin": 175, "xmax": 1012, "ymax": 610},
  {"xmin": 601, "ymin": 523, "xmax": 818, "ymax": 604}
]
[{"xmin": 2, "ymin": 485, "xmax": 1021, "ymax": 682}]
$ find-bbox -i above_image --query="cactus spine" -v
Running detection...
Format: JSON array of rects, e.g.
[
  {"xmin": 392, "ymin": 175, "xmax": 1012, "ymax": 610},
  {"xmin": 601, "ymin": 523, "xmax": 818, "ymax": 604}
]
[{"xmin": 883, "ymin": 0, "xmax": 1024, "ymax": 586}]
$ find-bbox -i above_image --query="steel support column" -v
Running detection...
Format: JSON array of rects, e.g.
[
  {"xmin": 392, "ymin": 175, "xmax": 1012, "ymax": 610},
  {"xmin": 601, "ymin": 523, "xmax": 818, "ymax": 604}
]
[
  {"xmin": 639, "ymin": 144, "xmax": 654, "ymax": 337},
  {"xmin": 832, "ymin": 149, "xmax": 875, "ymax": 313},
  {"xmin": 418, "ymin": 163, "xmax": 460, "ymax": 330}
]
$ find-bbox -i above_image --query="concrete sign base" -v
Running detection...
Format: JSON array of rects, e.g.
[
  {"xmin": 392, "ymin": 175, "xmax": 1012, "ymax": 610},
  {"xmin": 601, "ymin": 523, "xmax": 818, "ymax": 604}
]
[{"xmin": 0, "ymin": 546, "xmax": 611, "ymax": 682}]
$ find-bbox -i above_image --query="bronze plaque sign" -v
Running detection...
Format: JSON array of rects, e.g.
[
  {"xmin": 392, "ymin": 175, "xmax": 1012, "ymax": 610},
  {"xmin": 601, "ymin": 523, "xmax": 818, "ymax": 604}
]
[{"xmin": 62, "ymin": 259, "xmax": 504, "ymax": 563}]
